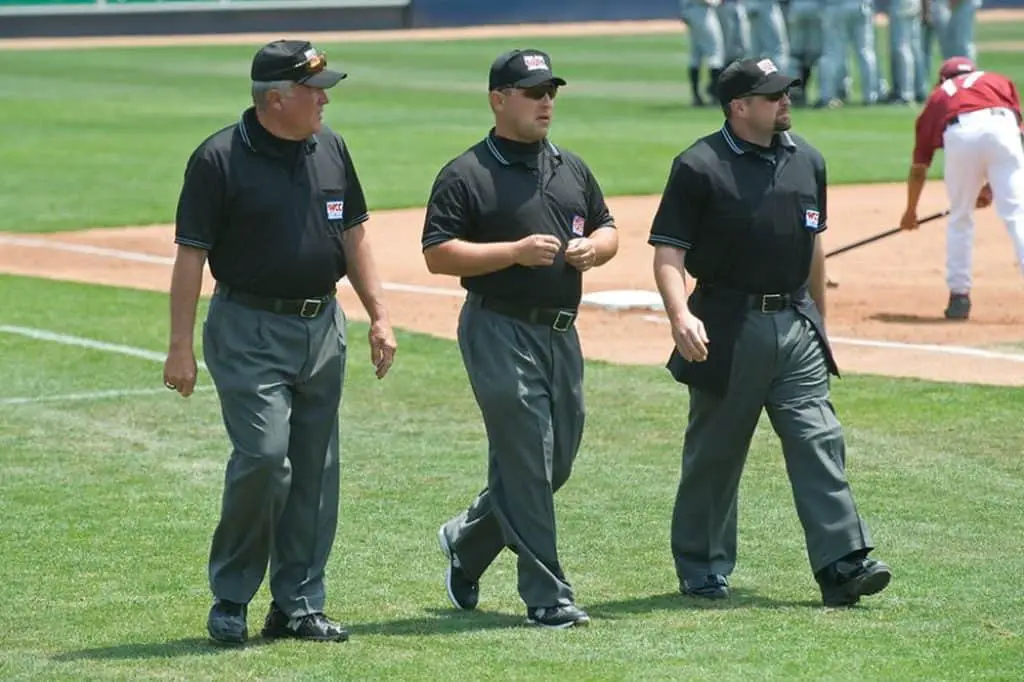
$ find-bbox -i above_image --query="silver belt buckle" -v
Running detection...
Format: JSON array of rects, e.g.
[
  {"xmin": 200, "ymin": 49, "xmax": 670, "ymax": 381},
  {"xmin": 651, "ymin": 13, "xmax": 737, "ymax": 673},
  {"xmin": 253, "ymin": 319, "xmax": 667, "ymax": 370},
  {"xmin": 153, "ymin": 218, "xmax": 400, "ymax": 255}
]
[
  {"xmin": 760, "ymin": 294, "xmax": 783, "ymax": 313},
  {"xmin": 299, "ymin": 298, "xmax": 322, "ymax": 318},
  {"xmin": 552, "ymin": 310, "xmax": 575, "ymax": 332}
]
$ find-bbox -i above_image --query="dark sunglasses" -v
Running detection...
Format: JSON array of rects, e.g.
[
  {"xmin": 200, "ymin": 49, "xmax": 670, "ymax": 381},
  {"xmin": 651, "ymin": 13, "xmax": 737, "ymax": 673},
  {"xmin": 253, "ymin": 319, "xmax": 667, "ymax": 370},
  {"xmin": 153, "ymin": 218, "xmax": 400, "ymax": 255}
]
[
  {"xmin": 762, "ymin": 88, "xmax": 790, "ymax": 102},
  {"xmin": 518, "ymin": 85, "xmax": 559, "ymax": 100}
]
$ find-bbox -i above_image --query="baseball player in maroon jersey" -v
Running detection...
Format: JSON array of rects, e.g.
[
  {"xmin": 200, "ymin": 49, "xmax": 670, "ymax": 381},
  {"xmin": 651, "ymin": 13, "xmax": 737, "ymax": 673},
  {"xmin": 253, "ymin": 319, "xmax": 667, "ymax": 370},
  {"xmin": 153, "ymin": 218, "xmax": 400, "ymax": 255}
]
[{"xmin": 899, "ymin": 56, "xmax": 1024, "ymax": 320}]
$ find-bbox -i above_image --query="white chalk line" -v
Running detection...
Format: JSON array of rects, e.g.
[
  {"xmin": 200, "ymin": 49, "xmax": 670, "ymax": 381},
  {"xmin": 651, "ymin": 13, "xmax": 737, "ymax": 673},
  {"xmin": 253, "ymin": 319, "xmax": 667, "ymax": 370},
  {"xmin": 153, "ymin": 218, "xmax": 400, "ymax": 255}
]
[
  {"xmin": 639, "ymin": 314, "xmax": 1024, "ymax": 363},
  {"xmin": 0, "ymin": 325, "xmax": 213, "ymax": 404},
  {"xmin": 4, "ymin": 236, "xmax": 1024, "ymax": 364},
  {"xmin": 0, "ymin": 386, "xmax": 213, "ymax": 406},
  {"xmin": 0, "ymin": 324, "xmax": 208, "ymax": 369},
  {"xmin": 0, "ymin": 235, "xmax": 464, "ymax": 298}
]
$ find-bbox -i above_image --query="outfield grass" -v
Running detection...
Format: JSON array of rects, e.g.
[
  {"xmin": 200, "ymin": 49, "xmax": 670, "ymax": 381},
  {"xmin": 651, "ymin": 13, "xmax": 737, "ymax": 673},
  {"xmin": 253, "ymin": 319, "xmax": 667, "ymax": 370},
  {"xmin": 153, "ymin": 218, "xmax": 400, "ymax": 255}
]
[
  {"xmin": 1, "ymin": 274, "xmax": 1022, "ymax": 681},
  {"xmin": 0, "ymin": 23, "xmax": 1021, "ymax": 232}
]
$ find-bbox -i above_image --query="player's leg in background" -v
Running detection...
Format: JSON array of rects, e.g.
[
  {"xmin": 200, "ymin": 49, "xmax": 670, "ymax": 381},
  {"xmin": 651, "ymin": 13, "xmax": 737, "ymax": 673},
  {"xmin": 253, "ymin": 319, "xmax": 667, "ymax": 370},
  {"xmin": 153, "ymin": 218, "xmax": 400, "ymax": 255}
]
[
  {"xmin": 985, "ymin": 115, "xmax": 1024, "ymax": 278},
  {"xmin": 945, "ymin": 0, "xmax": 979, "ymax": 60},
  {"xmin": 703, "ymin": 7, "xmax": 727, "ymax": 98},
  {"xmin": 851, "ymin": 0, "xmax": 880, "ymax": 104},
  {"xmin": 815, "ymin": 2, "xmax": 847, "ymax": 107},
  {"xmin": 680, "ymin": 2, "xmax": 707, "ymax": 106},
  {"xmin": 887, "ymin": 0, "xmax": 921, "ymax": 104},
  {"xmin": 942, "ymin": 123, "xmax": 988, "ymax": 298}
]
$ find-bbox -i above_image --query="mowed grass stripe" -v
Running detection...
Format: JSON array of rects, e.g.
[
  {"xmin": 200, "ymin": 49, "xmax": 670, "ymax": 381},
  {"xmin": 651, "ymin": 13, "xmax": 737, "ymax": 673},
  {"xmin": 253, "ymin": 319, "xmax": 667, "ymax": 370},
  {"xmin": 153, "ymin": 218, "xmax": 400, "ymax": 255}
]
[{"xmin": 0, "ymin": 24, "xmax": 1022, "ymax": 231}]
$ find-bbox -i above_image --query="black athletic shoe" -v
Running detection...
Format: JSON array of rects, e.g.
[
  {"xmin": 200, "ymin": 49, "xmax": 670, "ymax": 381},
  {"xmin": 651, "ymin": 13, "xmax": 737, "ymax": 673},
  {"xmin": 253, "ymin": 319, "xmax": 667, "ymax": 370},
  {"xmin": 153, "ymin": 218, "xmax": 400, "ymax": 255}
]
[
  {"xmin": 207, "ymin": 599, "xmax": 247, "ymax": 645},
  {"xmin": 681, "ymin": 574, "xmax": 730, "ymax": 600},
  {"xmin": 261, "ymin": 602, "xmax": 349, "ymax": 642},
  {"xmin": 526, "ymin": 604, "xmax": 591, "ymax": 629},
  {"xmin": 437, "ymin": 524, "xmax": 480, "ymax": 611},
  {"xmin": 816, "ymin": 555, "xmax": 892, "ymax": 607}
]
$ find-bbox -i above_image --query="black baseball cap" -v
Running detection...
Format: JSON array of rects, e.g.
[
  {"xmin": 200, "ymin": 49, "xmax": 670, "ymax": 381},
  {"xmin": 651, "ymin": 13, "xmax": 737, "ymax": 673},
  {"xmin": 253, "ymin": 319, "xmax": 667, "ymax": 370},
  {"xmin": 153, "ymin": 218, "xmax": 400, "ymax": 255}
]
[
  {"xmin": 488, "ymin": 49, "xmax": 567, "ymax": 91},
  {"xmin": 718, "ymin": 58, "xmax": 801, "ymax": 106},
  {"xmin": 251, "ymin": 39, "xmax": 347, "ymax": 88}
]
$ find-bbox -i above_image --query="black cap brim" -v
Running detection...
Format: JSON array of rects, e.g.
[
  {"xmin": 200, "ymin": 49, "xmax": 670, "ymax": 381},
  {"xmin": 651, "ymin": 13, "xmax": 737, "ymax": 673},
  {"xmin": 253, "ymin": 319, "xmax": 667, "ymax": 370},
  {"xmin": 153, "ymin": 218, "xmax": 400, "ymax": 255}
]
[
  {"xmin": 300, "ymin": 69, "xmax": 347, "ymax": 89},
  {"xmin": 507, "ymin": 73, "xmax": 567, "ymax": 89},
  {"xmin": 748, "ymin": 73, "xmax": 801, "ymax": 95}
]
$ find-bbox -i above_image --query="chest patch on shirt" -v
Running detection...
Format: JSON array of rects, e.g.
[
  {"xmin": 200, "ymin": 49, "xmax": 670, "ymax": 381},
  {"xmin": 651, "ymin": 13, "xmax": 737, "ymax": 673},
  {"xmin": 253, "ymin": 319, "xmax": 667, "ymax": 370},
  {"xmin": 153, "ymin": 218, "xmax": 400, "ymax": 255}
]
[
  {"xmin": 804, "ymin": 209, "xmax": 820, "ymax": 230},
  {"xmin": 326, "ymin": 200, "xmax": 344, "ymax": 221},
  {"xmin": 571, "ymin": 215, "xmax": 586, "ymax": 237}
]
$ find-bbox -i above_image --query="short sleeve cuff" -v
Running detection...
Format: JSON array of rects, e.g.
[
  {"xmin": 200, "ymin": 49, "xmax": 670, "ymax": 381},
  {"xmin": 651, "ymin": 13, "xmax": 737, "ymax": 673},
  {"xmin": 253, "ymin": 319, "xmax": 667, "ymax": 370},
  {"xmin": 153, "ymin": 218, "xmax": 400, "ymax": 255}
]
[
  {"xmin": 647, "ymin": 235, "xmax": 693, "ymax": 250},
  {"xmin": 174, "ymin": 236, "xmax": 212, "ymax": 250}
]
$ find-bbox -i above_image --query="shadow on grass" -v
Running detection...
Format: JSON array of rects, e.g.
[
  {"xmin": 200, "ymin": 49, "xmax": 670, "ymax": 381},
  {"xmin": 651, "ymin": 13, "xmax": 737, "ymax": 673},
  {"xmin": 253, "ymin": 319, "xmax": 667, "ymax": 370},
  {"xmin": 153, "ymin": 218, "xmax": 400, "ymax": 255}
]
[
  {"xmin": 586, "ymin": 589, "xmax": 821, "ymax": 618},
  {"xmin": 347, "ymin": 608, "xmax": 524, "ymax": 636},
  {"xmin": 52, "ymin": 636, "xmax": 274, "ymax": 661},
  {"xmin": 53, "ymin": 611, "xmax": 524, "ymax": 659}
]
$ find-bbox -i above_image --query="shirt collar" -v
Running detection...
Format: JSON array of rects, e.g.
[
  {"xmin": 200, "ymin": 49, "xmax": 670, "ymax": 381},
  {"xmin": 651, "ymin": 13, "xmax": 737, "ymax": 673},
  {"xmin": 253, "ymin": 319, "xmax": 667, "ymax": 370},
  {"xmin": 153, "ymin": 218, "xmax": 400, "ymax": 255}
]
[
  {"xmin": 485, "ymin": 128, "xmax": 561, "ymax": 168},
  {"xmin": 720, "ymin": 122, "xmax": 795, "ymax": 156},
  {"xmin": 238, "ymin": 107, "xmax": 318, "ymax": 158}
]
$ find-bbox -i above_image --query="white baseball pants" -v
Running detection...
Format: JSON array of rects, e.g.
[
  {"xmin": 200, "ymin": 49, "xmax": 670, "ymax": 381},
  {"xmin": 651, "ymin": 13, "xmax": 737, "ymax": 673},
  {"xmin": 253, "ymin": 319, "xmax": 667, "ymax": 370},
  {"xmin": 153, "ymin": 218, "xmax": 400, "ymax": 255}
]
[{"xmin": 942, "ymin": 107, "xmax": 1024, "ymax": 294}]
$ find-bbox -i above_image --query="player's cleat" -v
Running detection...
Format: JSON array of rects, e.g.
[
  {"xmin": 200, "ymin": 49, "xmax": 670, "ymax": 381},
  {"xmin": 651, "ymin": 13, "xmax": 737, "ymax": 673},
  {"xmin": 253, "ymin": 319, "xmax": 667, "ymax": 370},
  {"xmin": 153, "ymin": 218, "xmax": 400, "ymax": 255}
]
[{"xmin": 944, "ymin": 292, "xmax": 971, "ymax": 320}]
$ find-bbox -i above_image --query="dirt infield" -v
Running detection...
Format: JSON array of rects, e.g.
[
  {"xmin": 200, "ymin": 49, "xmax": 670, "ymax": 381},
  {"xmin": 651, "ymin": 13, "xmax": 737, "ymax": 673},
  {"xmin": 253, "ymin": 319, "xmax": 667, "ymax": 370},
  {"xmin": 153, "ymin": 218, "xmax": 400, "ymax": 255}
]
[{"xmin": 2, "ymin": 181, "xmax": 1022, "ymax": 387}]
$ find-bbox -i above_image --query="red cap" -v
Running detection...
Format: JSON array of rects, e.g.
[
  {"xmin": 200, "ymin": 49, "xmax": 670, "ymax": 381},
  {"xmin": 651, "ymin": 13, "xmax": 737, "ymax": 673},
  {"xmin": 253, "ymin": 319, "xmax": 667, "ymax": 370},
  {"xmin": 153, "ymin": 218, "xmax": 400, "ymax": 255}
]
[{"xmin": 939, "ymin": 57, "xmax": 976, "ymax": 82}]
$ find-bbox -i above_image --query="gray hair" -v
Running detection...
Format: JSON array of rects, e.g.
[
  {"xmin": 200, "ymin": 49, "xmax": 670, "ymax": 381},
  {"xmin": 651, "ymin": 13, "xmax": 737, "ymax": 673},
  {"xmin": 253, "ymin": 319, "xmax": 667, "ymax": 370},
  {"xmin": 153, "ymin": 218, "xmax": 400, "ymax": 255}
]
[{"xmin": 251, "ymin": 80, "xmax": 294, "ymax": 109}]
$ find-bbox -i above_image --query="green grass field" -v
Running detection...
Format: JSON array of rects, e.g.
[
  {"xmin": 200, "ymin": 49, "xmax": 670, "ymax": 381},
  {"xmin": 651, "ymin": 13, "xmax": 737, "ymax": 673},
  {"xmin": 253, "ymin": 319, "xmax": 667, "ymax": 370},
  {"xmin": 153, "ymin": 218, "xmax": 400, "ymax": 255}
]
[
  {"xmin": 1, "ymin": 23, "xmax": 1024, "ymax": 681},
  {"xmin": 0, "ymin": 23, "xmax": 1021, "ymax": 232},
  {"xmin": 1, "ymin": 275, "xmax": 1022, "ymax": 681}
]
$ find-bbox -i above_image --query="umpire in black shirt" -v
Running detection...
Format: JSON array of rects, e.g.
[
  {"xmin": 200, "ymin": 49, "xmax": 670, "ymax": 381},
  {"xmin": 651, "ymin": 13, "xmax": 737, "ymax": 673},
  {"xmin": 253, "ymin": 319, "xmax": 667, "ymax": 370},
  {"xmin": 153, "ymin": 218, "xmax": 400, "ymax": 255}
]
[
  {"xmin": 648, "ymin": 58, "xmax": 892, "ymax": 607},
  {"xmin": 163, "ymin": 39, "xmax": 396, "ymax": 644},
  {"xmin": 421, "ymin": 49, "xmax": 618, "ymax": 629}
]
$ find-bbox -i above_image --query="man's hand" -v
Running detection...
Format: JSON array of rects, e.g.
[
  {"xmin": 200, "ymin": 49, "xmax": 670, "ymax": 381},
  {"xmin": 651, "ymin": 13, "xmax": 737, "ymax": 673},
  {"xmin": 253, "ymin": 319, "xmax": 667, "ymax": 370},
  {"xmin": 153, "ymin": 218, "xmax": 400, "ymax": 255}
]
[
  {"xmin": 368, "ymin": 318, "xmax": 397, "ymax": 379},
  {"xmin": 900, "ymin": 208, "xmax": 919, "ymax": 231},
  {"xmin": 515, "ymin": 234, "xmax": 562, "ymax": 267},
  {"xmin": 976, "ymin": 183, "xmax": 993, "ymax": 209},
  {"xmin": 564, "ymin": 237, "xmax": 597, "ymax": 272},
  {"xmin": 671, "ymin": 311, "xmax": 709, "ymax": 363},
  {"xmin": 163, "ymin": 343, "xmax": 198, "ymax": 397}
]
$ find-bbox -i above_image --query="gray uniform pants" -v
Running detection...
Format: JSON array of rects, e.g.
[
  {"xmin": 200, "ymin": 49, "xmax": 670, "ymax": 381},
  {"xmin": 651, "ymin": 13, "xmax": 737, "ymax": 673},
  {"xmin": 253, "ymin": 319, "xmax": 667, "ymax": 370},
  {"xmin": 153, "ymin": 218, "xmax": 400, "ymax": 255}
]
[
  {"xmin": 442, "ymin": 294, "xmax": 585, "ymax": 609},
  {"xmin": 672, "ymin": 307, "xmax": 873, "ymax": 586},
  {"xmin": 203, "ymin": 290, "xmax": 346, "ymax": 617}
]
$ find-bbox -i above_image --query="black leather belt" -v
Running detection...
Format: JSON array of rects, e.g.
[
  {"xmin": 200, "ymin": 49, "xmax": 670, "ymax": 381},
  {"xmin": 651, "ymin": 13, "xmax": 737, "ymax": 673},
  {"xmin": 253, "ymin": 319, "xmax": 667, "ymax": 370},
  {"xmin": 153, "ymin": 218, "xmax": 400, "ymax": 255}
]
[
  {"xmin": 473, "ymin": 294, "xmax": 577, "ymax": 332},
  {"xmin": 748, "ymin": 292, "xmax": 797, "ymax": 313},
  {"xmin": 216, "ymin": 284, "xmax": 335, "ymax": 318},
  {"xmin": 698, "ymin": 283, "xmax": 804, "ymax": 313}
]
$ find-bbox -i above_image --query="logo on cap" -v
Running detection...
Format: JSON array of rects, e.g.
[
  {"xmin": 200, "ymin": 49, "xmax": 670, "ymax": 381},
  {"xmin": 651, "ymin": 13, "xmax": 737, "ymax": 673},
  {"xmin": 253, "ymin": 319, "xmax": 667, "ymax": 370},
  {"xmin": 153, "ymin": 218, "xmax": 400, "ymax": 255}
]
[
  {"xmin": 804, "ymin": 209, "xmax": 820, "ymax": 230},
  {"xmin": 523, "ymin": 54, "xmax": 549, "ymax": 71},
  {"xmin": 757, "ymin": 59, "xmax": 778, "ymax": 75},
  {"xmin": 326, "ymin": 201, "xmax": 344, "ymax": 221},
  {"xmin": 571, "ymin": 215, "xmax": 586, "ymax": 237}
]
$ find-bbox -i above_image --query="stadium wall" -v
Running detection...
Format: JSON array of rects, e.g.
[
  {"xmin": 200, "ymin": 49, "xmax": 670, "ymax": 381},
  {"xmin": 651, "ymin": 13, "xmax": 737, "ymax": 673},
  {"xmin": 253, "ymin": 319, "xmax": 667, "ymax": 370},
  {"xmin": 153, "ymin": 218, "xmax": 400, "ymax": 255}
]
[{"xmin": 0, "ymin": 0, "xmax": 1021, "ymax": 39}]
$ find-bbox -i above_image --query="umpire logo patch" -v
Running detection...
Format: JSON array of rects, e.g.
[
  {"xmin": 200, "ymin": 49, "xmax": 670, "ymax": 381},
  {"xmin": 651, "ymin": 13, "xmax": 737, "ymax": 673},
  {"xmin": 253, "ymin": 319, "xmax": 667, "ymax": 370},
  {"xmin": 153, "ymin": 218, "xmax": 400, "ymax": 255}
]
[
  {"xmin": 326, "ymin": 200, "xmax": 344, "ymax": 220},
  {"xmin": 571, "ymin": 215, "xmax": 585, "ymax": 236},
  {"xmin": 804, "ymin": 209, "xmax": 820, "ymax": 230}
]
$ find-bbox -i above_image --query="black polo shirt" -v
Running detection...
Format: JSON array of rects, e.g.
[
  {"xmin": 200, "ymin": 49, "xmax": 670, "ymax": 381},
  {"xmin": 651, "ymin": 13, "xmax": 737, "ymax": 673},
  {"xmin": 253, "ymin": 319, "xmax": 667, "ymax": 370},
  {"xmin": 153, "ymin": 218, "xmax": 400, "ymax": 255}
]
[
  {"xmin": 174, "ymin": 107, "xmax": 369, "ymax": 299},
  {"xmin": 421, "ymin": 129, "xmax": 614, "ymax": 309},
  {"xmin": 648, "ymin": 123, "xmax": 827, "ymax": 294}
]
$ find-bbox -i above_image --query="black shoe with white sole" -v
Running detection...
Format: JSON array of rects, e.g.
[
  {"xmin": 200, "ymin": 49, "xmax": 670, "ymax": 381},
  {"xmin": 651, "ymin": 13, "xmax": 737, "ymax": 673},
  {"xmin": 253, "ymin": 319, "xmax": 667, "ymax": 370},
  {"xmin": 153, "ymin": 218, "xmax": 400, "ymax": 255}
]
[
  {"xmin": 261, "ymin": 602, "xmax": 349, "ymax": 642},
  {"xmin": 526, "ymin": 604, "xmax": 590, "ymax": 629},
  {"xmin": 816, "ymin": 555, "xmax": 892, "ymax": 607},
  {"xmin": 437, "ymin": 524, "xmax": 479, "ymax": 611}
]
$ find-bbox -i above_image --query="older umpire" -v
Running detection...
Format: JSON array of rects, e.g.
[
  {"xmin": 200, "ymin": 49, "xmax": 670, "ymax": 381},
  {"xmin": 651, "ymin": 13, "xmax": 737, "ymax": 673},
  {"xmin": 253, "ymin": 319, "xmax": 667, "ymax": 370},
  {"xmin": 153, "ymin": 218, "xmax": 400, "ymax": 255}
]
[
  {"xmin": 163, "ymin": 39, "xmax": 397, "ymax": 644},
  {"xmin": 648, "ymin": 58, "xmax": 891, "ymax": 607}
]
